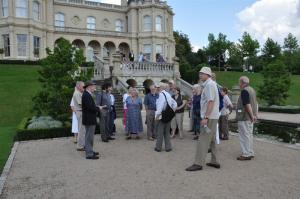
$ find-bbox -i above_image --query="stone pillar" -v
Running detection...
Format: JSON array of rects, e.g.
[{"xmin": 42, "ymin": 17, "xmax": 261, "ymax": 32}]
[
  {"xmin": 112, "ymin": 52, "xmax": 122, "ymax": 87},
  {"xmin": 103, "ymin": 57, "xmax": 110, "ymax": 79},
  {"xmin": 230, "ymin": 85, "xmax": 240, "ymax": 109},
  {"xmin": 173, "ymin": 57, "xmax": 180, "ymax": 78}
]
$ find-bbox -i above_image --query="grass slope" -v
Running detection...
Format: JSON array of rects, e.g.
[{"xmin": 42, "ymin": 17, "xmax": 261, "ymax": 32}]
[
  {"xmin": 215, "ymin": 71, "xmax": 300, "ymax": 106},
  {"xmin": 0, "ymin": 64, "xmax": 40, "ymax": 173}
]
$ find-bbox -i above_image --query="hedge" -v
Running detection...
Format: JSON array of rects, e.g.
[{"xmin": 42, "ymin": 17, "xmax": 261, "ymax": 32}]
[
  {"xmin": 0, "ymin": 59, "xmax": 41, "ymax": 65},
  {"xmin": 15, "ymin": 117, "xmax": 101, "ymax": 141},
  {"xmin": 259, "ymin": 105, "xmax": 300, "ymax": 114}
]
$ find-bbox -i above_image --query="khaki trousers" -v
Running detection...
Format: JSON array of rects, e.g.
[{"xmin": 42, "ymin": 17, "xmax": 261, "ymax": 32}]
[
  {"xmin": 238, "ymin": 121, "xmax": 254, "ymax": 157},
  {"xmin": 76, "ymin": 111, "xmax": 85, "ymax": 149},
  {"xmin": 171, "ymin": 112, "xmax": 184, "ymax": 137},
  {"xmin": 194, "ymin": 119, "xmax": 219, "ymax": 166},
  {"xmin": 146, "ymin": 110, "xmax": 156, "ymax": 139}
]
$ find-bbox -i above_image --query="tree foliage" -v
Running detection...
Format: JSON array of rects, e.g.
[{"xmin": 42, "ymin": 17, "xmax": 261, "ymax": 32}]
[
  {"xmin": 258, "ymin": 60, "xmax": 291, "ymax": 106},
  {"xmin": 32, "ymin": 38, "xmax": 91, "ymax": 121}
]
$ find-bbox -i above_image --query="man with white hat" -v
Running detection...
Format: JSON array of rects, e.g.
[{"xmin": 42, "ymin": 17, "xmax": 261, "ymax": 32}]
[{"xmin": 186, "ymin": 67, "xmax": 220, "ymax": 171}]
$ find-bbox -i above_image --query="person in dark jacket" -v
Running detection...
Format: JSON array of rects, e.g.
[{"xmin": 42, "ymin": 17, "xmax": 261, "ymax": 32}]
[{"xmin": 82, "ymin": 81, "xmax": 105, "ymax": 160}]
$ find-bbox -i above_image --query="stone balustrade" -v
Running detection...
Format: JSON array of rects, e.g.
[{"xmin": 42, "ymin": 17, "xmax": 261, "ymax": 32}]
[
  {"xmin": 120, "ymin": 62, "xmax": 174, "ymax": 77},
  {"xmin": 54, "ymin": 0, "xmax": 127, "ymax": 10}
]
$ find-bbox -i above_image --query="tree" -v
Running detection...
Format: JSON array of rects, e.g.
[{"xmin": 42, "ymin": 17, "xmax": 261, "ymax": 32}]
[
  {"xmin": 174, "ymin": 31, "xmax": 192, "ymax": 60},
  {"xmin": 227, "ymin": 43, "xmax": 243, "ymax": 69},
  {"xmin": 238, "ymin": 32, "xmax": 260, "ymax": 70},
  {"xmin": 283, "ymin": 33, "xmax": 299, "ymax": 54},
  {"xmin": 32, "ymin": 38, "xmax": 91, "ymax": 121},
  {"xmin": 261, "ymin": 38, "xmax": 281, "ymax": 65},
  {"xmin": 258, "ymin": 60, "xmax": 291, "ymax": 106},
  {"xmin": 205, "ymin": 33, "xmax": 232, "ymax": 70}
]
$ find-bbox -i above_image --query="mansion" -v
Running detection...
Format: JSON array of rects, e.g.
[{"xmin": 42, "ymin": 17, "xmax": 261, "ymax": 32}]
[{"xmin": 0, "ymin": 0, "xmax": 176, "ymax": 62}]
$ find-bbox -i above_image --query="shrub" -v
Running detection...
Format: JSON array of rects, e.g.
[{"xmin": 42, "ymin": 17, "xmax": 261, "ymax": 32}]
[
  {"xmin": 259, "ymin": 105, "xmax": 300, "ymax": 114},
  {"xmin": 258, "ymin": 60, "xmax": 291, "ymax": 106}
]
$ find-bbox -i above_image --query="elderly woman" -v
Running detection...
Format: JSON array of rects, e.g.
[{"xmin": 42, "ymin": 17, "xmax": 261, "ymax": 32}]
[
  {"xmin": 171, "ymin": 88, "xmax": 187, "ymax": 139},
  {"xmin": 125, "ymin": 88, "xmax": 143, "ymax": 139},
  {"xmin": 192, "ymin": 84, "xmax": 202, "ymax": 140}
]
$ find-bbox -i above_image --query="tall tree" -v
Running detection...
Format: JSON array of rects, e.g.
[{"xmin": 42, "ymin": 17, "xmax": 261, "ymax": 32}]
[
  {"xmin": 32, "ymin": 38, "xmax": 91, "ymax": 121},
  {"xmin": 283, "ymin": 33, "xmax": 299, "ymax": 54},
  {"xmin": 227, "ymin": 43, "xmax": 243, "ymax": 68},
  {"xmin": 174, "ymin": 31, "xmax": 192, "ymax": 60},
  {"xmin": 205, "ymin": 33, "xmax": 232, "ymax": 70},
  {"xmin": 261, "ymin": 38, "xmax": 281, "ymax": 65}
]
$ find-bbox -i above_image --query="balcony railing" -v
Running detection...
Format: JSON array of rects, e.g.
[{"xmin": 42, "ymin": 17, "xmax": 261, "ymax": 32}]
[
  {"xmin": 54, "ymin": 0, "xmax": 127, "ymax": 10},
  {"xmin": 121, "ymin": 61, "xmax": 174, "ymax": 77},
  {"xmin": 54, "ymin": 26, "xmax": 133, "ymax": 38}
]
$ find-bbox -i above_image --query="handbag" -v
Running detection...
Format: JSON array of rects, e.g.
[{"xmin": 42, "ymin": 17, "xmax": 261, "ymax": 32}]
[{"xmin": 161, "ymin": 92, "xmax": 175, "ymax": 123}]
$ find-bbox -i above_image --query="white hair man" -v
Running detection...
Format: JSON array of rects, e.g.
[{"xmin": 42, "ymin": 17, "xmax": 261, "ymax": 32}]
[
  {"xmin": 154, "ymin": 82, "xmax": 177, "ymax": 152},
  {"xmin": 236, "ymin": 76, "xmax": 258, "ymax": 161},
  {"xmin": 72, "ymin": 81, "xmax": 85, "ymax": 151},
  {"xmin": 186, "ymin": 66, "xmax": 220, "ymax": 171}
]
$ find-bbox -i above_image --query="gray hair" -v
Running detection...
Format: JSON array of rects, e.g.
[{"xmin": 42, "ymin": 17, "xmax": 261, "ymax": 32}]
[
  {"xmin": 76, "ymin": 81, "xmax": 84, "ymax": 87},
  {"xmin": 239, "ymin": 76, "xmax": 250, "ymax": 85}
]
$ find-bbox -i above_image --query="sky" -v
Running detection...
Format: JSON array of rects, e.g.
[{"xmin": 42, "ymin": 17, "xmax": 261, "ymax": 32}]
[{"xmin": 92, "ymin": 0, "xmax": 300, "ymax": 52}]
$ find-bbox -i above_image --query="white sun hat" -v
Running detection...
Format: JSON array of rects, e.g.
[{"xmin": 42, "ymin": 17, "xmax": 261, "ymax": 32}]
[{"xmin": 199, "ymin": 67, "xmax": 212, "ymax": 76}]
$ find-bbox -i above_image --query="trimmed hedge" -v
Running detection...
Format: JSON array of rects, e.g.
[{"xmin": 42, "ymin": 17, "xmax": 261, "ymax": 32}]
[
  {"xmin": 14, "ymin": 117, "xmax": 72, "ymax": 141},
  {"xmin": 15, "ymin": 117, "xmax": 101, "ymax": 141},
  {"xmin": 0, "ymin": 60, "xmax": 41, "ymax": 65},
  {"xmin": 259, "ymin": 105, "xmax": 300, "ymax": 114}
]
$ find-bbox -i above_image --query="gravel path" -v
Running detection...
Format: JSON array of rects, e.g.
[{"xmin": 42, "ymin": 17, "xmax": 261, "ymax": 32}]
[{"xmin": 1, "ymin": 115, "xmax": 300, "ymax": 199}]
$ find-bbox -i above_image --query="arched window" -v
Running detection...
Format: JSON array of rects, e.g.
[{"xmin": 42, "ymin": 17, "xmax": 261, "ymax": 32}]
[
  {"xmin": 55, "ymin": 13, "xmax": 65, "ymax": 30},
  {"xmin": 16, "ymin": 0, "xmax": 28, "ymax": 18},
  {"xmin": 32, "ymin": 1, "xmax": 40, "ymax": 21},
  {"xmin": 2, "ymin": 0, "xmax": 8, "ymax": 17},
  {"xmin": 115, "ymin": 19, "xmax": 124, "ymax": 32},
  {"xmin": 143, "ymin": 15, "xmax": 152, "ymax": 32},
  {"xmin": 155, "ymin": 16, "xmax": 162, "ymax": 32},
  {"xmin": 87, "ymin": 16, "xmax": 96, "ymax": 30}
]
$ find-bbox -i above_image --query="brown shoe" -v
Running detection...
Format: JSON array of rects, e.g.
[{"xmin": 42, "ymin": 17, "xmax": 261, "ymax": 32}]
[
  {"xmin": 206, "ymin": 163, "xmax": 221, "ymax": 169},
  {"xmin": 237, "ymin": 156, "xmax": 251, "ymax": 161},
  {"xmin": 76, "ymin": 148, "xmax": 85, "ymax": 151}
]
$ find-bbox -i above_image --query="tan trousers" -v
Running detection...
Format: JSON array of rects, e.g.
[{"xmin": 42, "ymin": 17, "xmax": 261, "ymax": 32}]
[
  {"xmin": 238, "ymin": 121, "xmax": 254, "ymax": 157},
  {"xmin": 171, "ymin": 112, "xmax": 184, "ymax": 137},
  {"xmin": 194, "ymin": 119, "xmax": 219, "ymax": 166},
  {"xmin": 76, "ymin": 111, "xmax": 85, "ymax": 149}
]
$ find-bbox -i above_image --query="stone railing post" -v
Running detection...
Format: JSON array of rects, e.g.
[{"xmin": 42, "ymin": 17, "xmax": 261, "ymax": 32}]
[
  {"xmin": 112, "ymin": 52, "xmax": 122, "ymax": 87},
  {"xmin": 173, "ymin": 57, "xmax": 181, "ymax": 79},
  {"xmin": 230, "ymin": 85, "xmax": 240, "ymax": 109}
]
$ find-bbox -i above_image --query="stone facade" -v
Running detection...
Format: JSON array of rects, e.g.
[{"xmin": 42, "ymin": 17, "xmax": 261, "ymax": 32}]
[{"xmin": 0, "ymin": 0, "xmax": 175, "ymax": 62}]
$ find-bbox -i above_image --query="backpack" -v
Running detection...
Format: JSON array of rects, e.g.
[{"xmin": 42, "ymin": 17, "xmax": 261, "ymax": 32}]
[{"xmin": 161, "ymin": 92, "xmax": 175, "ymax": 123}]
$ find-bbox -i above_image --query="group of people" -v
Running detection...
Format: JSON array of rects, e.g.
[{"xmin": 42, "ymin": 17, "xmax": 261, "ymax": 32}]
[
  {"xmin": 70, "ymin": 81, "xmax": 117, "ymax": 159},
  {"xmin": 121, "ymin": 50, "xmax": 166, "ymax": 64},
  {"xmin": 70, "ymin": 66, "xmax": 258, "ymax": 172}
]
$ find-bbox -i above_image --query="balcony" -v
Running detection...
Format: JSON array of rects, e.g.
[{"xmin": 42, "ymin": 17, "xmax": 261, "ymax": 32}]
[
  {"xmin": 54, "ymin": 26, "xmax": 134, "ymax": 38},
  {"xmin": 54, "ymin": 0, "xmax": 127, "ymax": 11}
]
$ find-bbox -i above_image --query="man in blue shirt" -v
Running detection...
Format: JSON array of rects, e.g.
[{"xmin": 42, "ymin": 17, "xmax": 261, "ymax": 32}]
[{"xmin": 144, "ymin": 84, "xmax": 159, "ymax": 140}]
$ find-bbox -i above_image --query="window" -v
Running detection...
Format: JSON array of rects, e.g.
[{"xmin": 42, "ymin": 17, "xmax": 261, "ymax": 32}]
[
  {"xmin": 55, "ymin": 13, "xmax": 65, "ymax": 30},
  {"xmin": 33, "ymin": 36, "xmax": 40, "ymax": 58},
  {"xmin": 143, "ymin": 15, "xmax": 152, "ymax": 32},
  {"xmin": 156, "ymin": 44, "xmax": 163, "ymax": 55},
  {"xmin": 115, "ymin": 19, "xmax": 124, "ymax": 32},
  {"xmin": 155, "ymin": 16, "xmax": 162, "ymax": 32},
  {"xmin": 17, "ymin": 34, "xmax": 27, "ymax": 57},
  {"xmin": 16, "ymin": 0, "xmax": 28, "ymax": 18},
  {"xmin": 33, "ymin": 1, "xmax": 40, "ymax": 21},
  {"xmin": 2, "ymin": 34, "xmax": 10, "ymax": 57},
  {"xmin": 2, "ymin": 0, "xmax": 8, "ymax": 17},
  {"xmin": 143, "ymin": 44, "xmax": 152, "ymax": 61},
  {"xmin": 87, "ymin": 16, "xmax": 96, "ymax": 30}
]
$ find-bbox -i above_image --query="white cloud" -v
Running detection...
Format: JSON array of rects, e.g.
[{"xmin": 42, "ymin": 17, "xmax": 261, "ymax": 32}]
[{"xmin": 237, "ymin": 0, "xmax": 300, "ymax": 44}]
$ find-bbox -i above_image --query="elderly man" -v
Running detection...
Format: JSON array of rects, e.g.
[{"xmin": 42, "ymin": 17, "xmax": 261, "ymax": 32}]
[
  {"xmin": 72, "ymin": 81, "xmax": 85, "ymax": 151},
  {"xmin": 155, "ymin": 82, "xmax": 177, "ymax": 152},
  {"xmin": 168, "ymin": 80, "xmax": 176, "ymax": 96},
  {"xmin": 236, "ymin": 76, "xmax": 258, "ymax": 161},
  {"xmin": 82, "ymin": 81, "xmax": 102, "ymax": 160},
  {"xmin": 96, "ymin": 83, "xmax": 115, "ymax": 142},
  {"xmin": 186, "ymin": 67, "xmax": 220, "ymax": 171},
  {"xmin": 144, "ymin": 84, "xmax": 159, "ymax": 140}
]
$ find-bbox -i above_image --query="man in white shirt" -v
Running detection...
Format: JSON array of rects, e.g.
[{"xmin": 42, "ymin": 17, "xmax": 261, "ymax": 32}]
[
  {"xmin": 186, "ymin": 67, "xmax": 220, "ymax": 171},
  {"xmin": 155, "ymin": 82, "xmax": 177, "ymax": 152}
]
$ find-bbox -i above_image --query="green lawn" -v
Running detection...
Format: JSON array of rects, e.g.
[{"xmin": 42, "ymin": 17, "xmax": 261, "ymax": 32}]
[
  {"xmin": 0, "ymin": 64, "xmax": 40, "ymax": 173},
  {"xmin": 215, "ymin": 71, "xmax": 300, "ymax": 106}
]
